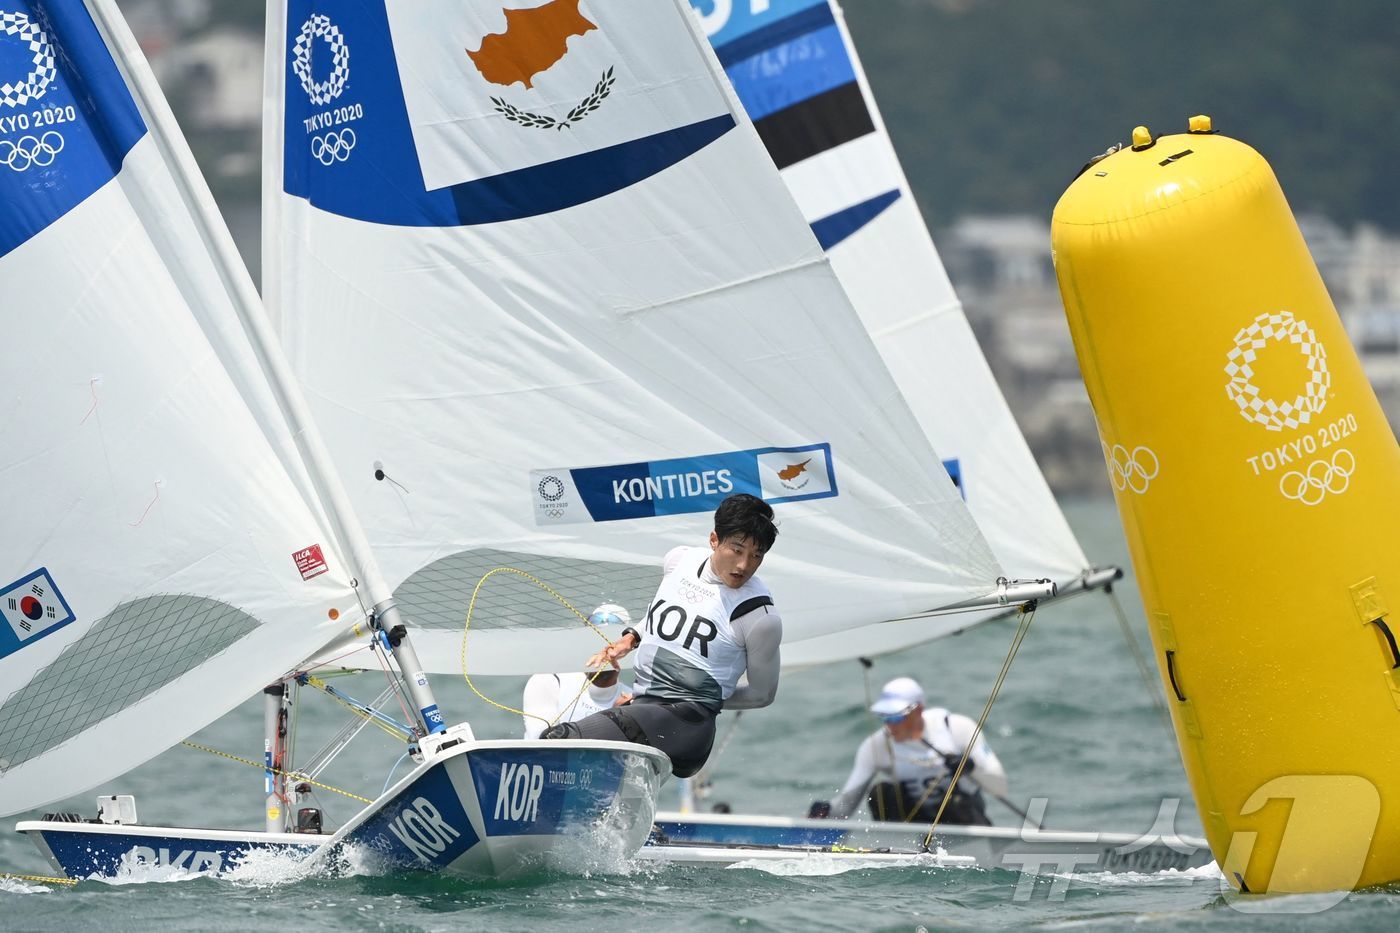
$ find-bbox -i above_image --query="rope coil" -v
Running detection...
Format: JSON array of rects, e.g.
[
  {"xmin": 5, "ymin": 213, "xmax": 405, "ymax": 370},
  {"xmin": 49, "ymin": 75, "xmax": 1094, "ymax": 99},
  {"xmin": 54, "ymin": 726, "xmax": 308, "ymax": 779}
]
[{"xmin": 458, "ymin": 566, "xmax": 619, "ymax": 731}]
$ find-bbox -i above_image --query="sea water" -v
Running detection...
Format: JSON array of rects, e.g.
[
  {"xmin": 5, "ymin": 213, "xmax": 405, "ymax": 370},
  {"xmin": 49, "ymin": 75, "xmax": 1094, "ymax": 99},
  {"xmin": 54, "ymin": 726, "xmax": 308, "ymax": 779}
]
[{"xmin": 3, "ymin": 499, "xmax": 1398, "ymax": 931}]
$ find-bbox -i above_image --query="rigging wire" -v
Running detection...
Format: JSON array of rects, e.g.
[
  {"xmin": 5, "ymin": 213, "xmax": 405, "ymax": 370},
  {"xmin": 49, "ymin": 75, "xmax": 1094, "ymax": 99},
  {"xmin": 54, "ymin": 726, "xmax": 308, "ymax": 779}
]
[
  {"xmin": 302, "ymin": 674, "xmax": 414, "ymax": 742},
  {"xmin": 370, "ymin": 635, "xmax": 420, "ymax": 732},
  {"xmin": 688, "ymin": 710, "xmax": 744, "ymax": 794},
  {"xmin": 1107, "ymin": 589, "xmax": 1173, "ymax": 731},
  {"xmin": 919, "ymin": 602, "xmax": 1037, "ymax": 849},
  {"xmin": 297, "ymin": 685, "xmax": 400, "ymax": 781},
  {"xmin": 859, "ymin": 657, "xmax": 890, "ymax": 822}
]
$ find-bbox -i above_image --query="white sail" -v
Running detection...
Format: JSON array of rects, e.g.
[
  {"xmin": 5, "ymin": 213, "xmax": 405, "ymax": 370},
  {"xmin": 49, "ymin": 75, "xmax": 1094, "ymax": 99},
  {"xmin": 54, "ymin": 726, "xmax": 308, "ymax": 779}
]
[
  {"xmin": 0, "ymin": 0, "xmax": 366, "ymax": 816},
  {"xmin": 691, "ymin": 0, "xmax": 1095, "ymax": 666},
  {"xmin": 265, "ymin": 0, "xmax": 1007, "ymax": 677}
]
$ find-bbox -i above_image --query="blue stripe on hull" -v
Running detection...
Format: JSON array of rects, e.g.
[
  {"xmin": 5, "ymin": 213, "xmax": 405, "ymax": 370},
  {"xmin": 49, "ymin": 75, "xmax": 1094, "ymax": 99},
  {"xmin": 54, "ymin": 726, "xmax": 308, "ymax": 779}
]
[
  {"xmin": 33, "ymin": 829, "xmax": 316, "ymax": 878},
  {"xmin": 335, "ymin": 760, "xmax": 480, "ymax": 870},
  {"xmin": 470, "ymin": 747, "xmax": 626, "ymax": 837},
  {"xmin": 652, "ymin": 818, "xmax": 845, "ymax": 847}
]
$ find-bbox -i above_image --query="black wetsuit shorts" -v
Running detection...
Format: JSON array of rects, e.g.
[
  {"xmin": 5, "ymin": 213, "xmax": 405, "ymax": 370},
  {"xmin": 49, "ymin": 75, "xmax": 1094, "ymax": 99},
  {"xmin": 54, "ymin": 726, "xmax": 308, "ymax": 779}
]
[{"xmin": 539, "ymin": 695, "xmax": 718, "ymax": 778}]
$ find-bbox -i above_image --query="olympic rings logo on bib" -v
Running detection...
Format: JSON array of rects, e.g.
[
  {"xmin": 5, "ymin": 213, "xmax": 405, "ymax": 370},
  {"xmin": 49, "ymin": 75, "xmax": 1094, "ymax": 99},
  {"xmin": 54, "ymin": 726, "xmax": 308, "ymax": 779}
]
[
  {"xmin": 1279, "ymin": 449, "xmax": 1354, "ymax": 506},
  {"xmin": 1225, "ymin": 311, "xmax": 1330, "ymax": 432},
  {"xmin": 1103, "ymin": 443, "xmax": 1159, "ymax": 495},
  {"xmin": 311, "ymin": 128, "xmax": 355, "ymax": 165},
  {"xmin": 0, "ymin": 131, "xmax": 61, "ymax": 171},
  {"xmin": 292, "ymin": 14, "xmax": 349, "ymax": 106},
  {"xmin": 0, "ymin": 11, "xmax": 56, "ymax": 109}
]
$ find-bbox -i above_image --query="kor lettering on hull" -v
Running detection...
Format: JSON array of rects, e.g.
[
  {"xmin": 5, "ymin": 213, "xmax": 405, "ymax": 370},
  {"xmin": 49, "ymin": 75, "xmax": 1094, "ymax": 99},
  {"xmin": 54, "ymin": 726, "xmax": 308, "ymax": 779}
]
[
  {"xmin": 494, "ymin": 762, "xmax": 545, "ymax": 823},
  {"xmin": 387, "ymin": 797, "xmax": 463, "ymax": 863},
  {"xmin": 344, "ymin": 765, "xmax": 479, "ymax": 867}
]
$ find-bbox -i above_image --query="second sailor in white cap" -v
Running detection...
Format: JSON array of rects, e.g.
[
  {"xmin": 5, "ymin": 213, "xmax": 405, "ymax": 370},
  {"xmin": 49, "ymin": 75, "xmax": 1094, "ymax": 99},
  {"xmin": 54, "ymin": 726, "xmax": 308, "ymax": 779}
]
[{"xmin": 815, "ymin": 676, "xmax": 1008, "ymax": 825}]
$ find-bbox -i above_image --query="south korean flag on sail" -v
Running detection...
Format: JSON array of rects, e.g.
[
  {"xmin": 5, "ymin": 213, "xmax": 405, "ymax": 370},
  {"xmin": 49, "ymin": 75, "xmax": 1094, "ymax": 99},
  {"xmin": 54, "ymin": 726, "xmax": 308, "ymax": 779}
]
[{"xmin": 0, "ymin": 567, "xmax": 76, "ymax": 660}]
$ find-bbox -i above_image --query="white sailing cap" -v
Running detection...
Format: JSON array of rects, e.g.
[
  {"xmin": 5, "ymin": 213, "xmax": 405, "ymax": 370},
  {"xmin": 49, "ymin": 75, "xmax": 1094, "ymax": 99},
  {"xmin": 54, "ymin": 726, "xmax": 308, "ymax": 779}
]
[
  {"xmin": 870, "ymin": 677, "xmax": 925, "ymax": 717},
  {"xmin": 588, "ymin": 604, "xmax": 631, "ymax": 627}
]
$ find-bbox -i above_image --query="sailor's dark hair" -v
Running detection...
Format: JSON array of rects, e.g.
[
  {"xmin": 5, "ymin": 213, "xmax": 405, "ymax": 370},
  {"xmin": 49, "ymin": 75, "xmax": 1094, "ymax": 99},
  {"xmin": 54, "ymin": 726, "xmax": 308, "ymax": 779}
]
[{"xmin": 713, "ymin": 493, "xmax": 778, "ymax": 552}]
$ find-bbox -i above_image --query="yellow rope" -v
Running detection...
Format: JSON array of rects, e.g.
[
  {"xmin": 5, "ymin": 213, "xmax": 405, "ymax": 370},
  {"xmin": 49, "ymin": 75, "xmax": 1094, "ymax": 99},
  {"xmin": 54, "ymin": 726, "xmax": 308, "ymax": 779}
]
[
  {"xmin": 1, "ymin": 871, "xmax": 76, "ymax": 887},
  {"xmin": 180, "ymin": 740, "xmax": 373, "ymax": 804},
  {"xmin": 459, "ymin": 567, "xmax": 617, "ymax": 731},
  {"xmin": 919, "ymin": 603, "xmax": 1037, "ymax": 845}
]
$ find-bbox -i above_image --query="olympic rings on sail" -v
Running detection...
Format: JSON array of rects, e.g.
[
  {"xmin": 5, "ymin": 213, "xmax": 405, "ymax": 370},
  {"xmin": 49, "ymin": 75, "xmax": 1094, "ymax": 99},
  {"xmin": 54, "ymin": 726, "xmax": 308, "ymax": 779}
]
[
  {"xmin": 1279, "ymin": 448, "xmax": 1354, "ymax": 506},
  {"xmin": 0, "ymin": 131, "xmax": 63, "ymax": 172},
  {"xmin": 1103, "ymin": 443, "xmax": 1159, "ymax": 495},
  {"xmin": 311, "ymin": 128, "xmax": 356, "ymax": 165}
]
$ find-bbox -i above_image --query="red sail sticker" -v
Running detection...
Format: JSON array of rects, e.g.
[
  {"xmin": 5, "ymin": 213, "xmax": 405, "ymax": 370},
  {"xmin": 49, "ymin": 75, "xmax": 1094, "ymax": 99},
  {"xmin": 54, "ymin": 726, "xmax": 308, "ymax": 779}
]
[{"xmin": 293, "ymin": 545, "xmax": 328, "ymax": 581}]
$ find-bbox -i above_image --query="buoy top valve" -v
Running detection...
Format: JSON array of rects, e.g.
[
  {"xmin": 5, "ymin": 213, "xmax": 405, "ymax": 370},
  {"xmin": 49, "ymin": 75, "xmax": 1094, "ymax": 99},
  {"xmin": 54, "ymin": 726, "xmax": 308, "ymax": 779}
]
[{"xmin": 1131, "ymin": 125, "xmax": 1154, "ymax": 151}]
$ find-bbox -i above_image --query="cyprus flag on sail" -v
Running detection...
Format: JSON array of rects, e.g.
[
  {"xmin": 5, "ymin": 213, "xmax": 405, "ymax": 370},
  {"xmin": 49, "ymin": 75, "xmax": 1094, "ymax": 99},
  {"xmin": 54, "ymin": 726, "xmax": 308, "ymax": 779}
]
[
  {"xmin": 386, "ymin": 0, "xmax": 726, "ymax": 192},
  {"xmin": 282, "ymin": 0, "xmax": 734, "ymax": 225}
]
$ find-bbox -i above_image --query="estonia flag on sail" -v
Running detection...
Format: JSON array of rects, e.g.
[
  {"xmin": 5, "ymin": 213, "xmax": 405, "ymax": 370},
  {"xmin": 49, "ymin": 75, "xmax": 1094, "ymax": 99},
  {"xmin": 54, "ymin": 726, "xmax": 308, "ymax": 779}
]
[{"xmin": 693, "ymin": 0, "xmax": 901, "ymax": 249}]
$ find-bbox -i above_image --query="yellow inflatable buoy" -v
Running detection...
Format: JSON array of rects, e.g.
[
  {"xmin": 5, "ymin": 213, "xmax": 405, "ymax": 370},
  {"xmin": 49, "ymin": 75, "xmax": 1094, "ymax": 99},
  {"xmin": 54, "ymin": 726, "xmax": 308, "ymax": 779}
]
[{"xmin": 1053, "ymin": 117, "xmax": 1400, "ymax": 893}]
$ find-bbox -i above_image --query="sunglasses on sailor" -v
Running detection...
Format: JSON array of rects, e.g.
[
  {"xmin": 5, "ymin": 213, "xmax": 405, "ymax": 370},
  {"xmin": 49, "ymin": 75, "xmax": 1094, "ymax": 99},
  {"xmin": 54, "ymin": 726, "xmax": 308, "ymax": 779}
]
[
  {"xmin": 879, "ymin": 704, "xmax": 918, "ymax": 725},
  {"xmin": 589, "ymin": 669, "xmax": 619, "ymax": 688}
]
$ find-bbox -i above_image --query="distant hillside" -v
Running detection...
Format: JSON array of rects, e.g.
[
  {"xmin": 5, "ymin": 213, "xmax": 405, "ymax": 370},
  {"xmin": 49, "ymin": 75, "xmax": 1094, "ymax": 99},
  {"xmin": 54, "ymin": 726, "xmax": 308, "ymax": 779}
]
[
  {"xmin": 842, "ymin": 0, "xmax": 1400, "ymax": 234},
  {"xmin": 145, "ymin": 0, "xmax": 1398, "ymax": 236}
]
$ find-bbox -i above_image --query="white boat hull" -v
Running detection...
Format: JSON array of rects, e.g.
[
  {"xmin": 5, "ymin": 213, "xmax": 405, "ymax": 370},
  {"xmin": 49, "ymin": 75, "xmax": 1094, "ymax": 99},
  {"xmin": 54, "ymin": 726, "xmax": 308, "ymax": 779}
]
[
  {"xmin": 648, "ymin": 811, "xmax": 1211, "ymax": 874},
  {"xmin": 633, "ymin": 843, "xmax": 976, "ymax": 870}
]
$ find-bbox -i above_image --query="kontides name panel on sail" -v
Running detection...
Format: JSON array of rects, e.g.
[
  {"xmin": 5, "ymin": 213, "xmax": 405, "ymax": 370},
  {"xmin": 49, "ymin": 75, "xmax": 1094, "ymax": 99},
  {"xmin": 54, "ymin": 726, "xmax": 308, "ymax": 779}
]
[{"xmin": 532, "ymin": 443, "xmax": 837, "ymax": 525}]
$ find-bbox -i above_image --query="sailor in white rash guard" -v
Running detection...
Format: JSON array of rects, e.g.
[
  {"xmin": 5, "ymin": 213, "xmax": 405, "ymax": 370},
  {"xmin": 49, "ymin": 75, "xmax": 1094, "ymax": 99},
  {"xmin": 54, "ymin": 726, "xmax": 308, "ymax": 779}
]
[
  {"xmin": 822, "ymin": 677, "xmax": 1008, "ymax": 825},
  {"xmin": 521, "ymin": 670, "xmax": 628, "ymax": 739},
  {"xmin": 540, "ymin": 494, "xmax": 781, "ymax": 777}
]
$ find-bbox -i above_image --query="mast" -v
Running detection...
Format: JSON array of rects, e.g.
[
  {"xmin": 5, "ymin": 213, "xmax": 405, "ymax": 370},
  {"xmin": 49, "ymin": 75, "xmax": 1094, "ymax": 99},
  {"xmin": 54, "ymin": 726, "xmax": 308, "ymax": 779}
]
[
  {"xmin": 263, "ymin": 684, "xmax": 290, "ymax": 833},
  {"xmin": 89, "ymin": 0, "xmax": 446, "ymax": 737}
]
